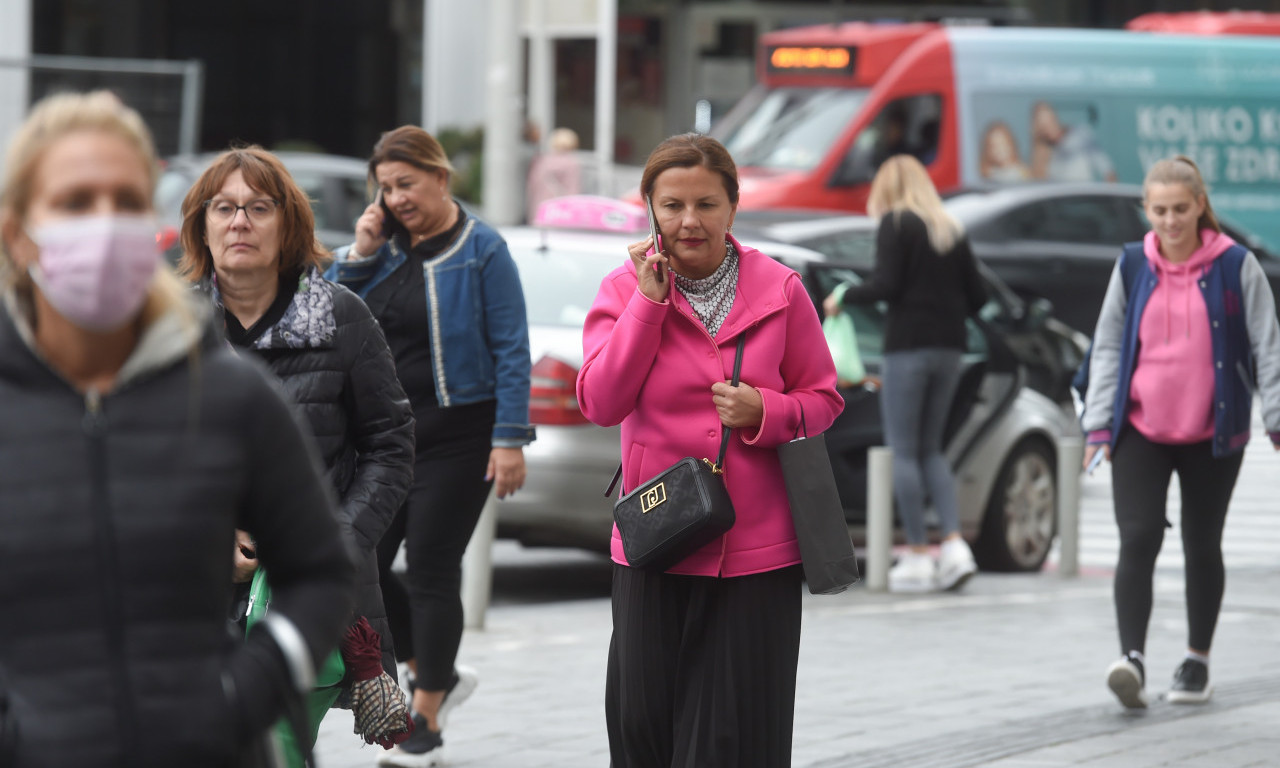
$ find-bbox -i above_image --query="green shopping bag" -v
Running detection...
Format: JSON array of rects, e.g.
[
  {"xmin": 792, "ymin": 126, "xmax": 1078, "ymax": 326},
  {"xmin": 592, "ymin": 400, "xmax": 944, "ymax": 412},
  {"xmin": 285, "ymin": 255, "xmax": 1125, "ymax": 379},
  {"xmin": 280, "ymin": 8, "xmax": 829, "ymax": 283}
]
[
  {"xmin": 246, "ymin": 568, "xmax": 346, "ymax": 768},
  {"xmin": 823, "ymin": 283, "xmax": 865, "ymax": 385}
]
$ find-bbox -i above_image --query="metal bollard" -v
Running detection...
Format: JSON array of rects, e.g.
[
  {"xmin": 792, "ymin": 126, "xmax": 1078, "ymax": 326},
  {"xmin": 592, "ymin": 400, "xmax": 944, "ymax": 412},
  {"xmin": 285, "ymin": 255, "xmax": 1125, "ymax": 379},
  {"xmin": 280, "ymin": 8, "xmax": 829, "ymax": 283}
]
[
  {"xmin": 866, "ymin": 446, "xmax": 893, "ymax": 592},
  {"xmin": 1056, "ymin": 436, "xmax": 1084, "ymax": 578},
  {"xmin": 461, "ymin": 488, "xmax": 498, "ymax": 630}
]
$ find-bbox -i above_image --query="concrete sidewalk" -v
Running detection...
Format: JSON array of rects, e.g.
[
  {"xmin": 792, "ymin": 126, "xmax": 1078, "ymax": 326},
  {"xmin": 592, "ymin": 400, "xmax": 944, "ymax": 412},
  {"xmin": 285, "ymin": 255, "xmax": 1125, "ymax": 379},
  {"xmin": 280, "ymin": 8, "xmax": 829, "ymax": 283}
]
[
  {"xmin": 315, "ymin": 562, "xmax": 1280, "ymax": 768},
  {"xmin": 315, "ymin": 425, "xmax": 1280, "ymax": 767}
]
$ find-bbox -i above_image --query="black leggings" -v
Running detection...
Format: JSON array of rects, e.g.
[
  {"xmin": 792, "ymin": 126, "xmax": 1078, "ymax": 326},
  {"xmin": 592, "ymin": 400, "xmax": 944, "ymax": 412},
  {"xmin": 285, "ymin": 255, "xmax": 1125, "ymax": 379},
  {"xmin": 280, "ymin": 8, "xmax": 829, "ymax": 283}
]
[
  {"xmin": 1110, "ymin": 428, "xmax": 1243, "ymax": 656},
  {"xmin": 377, "ymin": 407, "xmax": 494, "ymax": 691}
]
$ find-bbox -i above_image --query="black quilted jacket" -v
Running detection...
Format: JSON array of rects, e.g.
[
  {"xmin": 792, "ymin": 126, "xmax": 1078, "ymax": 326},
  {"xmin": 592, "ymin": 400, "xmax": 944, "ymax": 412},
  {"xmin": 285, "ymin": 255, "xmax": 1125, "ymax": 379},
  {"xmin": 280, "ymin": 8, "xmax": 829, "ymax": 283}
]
[
  {"xmin": 0, "ymin": 294, "xmax": 354, "ymax": 767},
  {"xmin": 212, "ymin": 268, "xmax": 414, "ymax": 678}
]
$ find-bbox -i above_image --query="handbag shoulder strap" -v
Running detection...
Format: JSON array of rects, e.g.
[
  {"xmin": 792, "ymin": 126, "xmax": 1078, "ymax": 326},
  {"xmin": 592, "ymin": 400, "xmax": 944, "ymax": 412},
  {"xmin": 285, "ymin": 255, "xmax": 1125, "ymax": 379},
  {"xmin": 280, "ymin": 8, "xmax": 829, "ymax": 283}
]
[
  {"xmin": 603, "ymin": 333, "xmax": 747, "ymax": 496},
  {"xmin": 713, "ymin": 333, "xmax": 747, "ymax": 471}
]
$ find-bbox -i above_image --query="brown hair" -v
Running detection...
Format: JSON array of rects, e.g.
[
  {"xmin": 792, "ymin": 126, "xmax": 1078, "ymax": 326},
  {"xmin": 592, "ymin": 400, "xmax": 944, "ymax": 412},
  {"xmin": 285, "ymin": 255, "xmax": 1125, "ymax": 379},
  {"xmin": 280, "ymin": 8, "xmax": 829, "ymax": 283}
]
[
  {"xmin": 1143, "ymin": 155, "xmax": 1221, "ymax": 234},
  {"xmin": 177, "ymin": 146, "xmax": 330, "ymax": 280},
  {"xmin": 640, "ymin": 133, "xmax": 739, "ymax": 205},
  {"xmin": 367, "ymin": 126, "xmax": 455, "ymax": 187}
]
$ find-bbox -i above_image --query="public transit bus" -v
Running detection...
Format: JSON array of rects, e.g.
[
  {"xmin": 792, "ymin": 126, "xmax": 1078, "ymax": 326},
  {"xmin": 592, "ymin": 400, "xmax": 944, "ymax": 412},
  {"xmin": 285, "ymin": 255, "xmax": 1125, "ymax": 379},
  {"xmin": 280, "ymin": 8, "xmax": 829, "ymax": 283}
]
[{"xmin": 713, "ymin": 24, "xmax": 1280, "ymax": 249}]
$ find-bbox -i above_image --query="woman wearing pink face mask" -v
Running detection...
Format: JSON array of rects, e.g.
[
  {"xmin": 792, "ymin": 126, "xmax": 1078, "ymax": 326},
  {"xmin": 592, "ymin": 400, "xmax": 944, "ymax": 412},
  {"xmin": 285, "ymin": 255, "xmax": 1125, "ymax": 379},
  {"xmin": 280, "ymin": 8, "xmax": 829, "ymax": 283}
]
[{"xmin": 0, "ymin": 91, "xmax": 355, "ymax": 766}]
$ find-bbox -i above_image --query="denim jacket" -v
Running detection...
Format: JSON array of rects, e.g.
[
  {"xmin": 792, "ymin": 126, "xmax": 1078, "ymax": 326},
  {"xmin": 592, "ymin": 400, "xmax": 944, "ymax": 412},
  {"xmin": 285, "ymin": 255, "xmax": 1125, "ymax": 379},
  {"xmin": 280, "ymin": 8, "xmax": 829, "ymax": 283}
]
[{"xmin": 325, "ymin": 209, "xmax": 535, "ymax": 447}]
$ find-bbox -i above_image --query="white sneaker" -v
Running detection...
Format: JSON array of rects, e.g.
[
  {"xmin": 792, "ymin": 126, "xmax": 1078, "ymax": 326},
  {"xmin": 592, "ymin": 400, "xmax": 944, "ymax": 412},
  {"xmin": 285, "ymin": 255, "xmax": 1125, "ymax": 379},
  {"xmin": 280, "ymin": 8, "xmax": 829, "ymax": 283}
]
[
  {"xmin": 436, "ymin": 665, "xmax": 478, "ymax": 730},
  {"xmin": 937, "ymin": 538, "xmax": 978, "ymax": 591},
  {"xmin": 888, "ymin": 552, "xmax": 938, "ymax": 593}
]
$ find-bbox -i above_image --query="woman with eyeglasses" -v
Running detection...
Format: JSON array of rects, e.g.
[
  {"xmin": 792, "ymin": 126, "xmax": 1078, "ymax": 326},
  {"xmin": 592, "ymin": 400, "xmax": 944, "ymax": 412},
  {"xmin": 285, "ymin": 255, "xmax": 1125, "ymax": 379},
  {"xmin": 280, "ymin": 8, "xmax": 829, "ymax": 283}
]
[
  {"xmin": 179, "ymin": 146, "xmax": 417, "ymax": 761},
  {"xmin": 0, "ymin": 92, "xmax": 354, "ymax": 765}
]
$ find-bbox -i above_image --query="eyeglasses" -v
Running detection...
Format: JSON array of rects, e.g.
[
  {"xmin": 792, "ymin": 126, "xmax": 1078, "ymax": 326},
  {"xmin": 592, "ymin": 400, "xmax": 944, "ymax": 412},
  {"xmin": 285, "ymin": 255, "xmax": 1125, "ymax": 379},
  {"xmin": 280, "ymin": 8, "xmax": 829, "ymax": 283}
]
[{"xmin": 203, "ymin": 198, "xmax": 280, "ymax": 224}]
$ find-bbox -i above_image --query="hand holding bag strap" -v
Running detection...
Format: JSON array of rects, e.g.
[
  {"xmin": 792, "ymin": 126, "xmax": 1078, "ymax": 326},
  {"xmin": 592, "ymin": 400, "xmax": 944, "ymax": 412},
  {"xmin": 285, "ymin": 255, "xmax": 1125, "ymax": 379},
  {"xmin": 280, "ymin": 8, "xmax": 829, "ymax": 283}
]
[
  {"xmin": 713, "ymin": 333, "xmax": 747, "ymax": 471},
  {"xmin": 605, "ymin": 333, "xmax": 746, "ymax": 496}
]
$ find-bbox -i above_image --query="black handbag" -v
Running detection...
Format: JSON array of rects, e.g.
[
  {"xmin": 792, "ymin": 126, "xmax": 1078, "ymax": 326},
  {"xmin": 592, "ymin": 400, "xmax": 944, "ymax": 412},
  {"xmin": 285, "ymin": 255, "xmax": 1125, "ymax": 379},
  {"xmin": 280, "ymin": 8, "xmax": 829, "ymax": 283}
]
[
  {"xmin": 778, "ymin": 407, "xmax": 861, "ymax": 594},
  {"xmin": 608, "ymin": 335, "xmax": 745, "ymax": 571}
]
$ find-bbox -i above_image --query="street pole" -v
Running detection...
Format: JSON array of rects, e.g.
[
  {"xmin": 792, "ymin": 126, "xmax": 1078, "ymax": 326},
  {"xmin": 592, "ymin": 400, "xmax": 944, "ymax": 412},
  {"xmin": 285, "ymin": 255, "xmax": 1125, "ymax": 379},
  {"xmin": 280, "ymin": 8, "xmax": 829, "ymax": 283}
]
[
  {"xmin": 0, "ymin": 0, "xmax": 31, "ymax": 150},
  {"xmin": 593, "ymin": 0, "xmax": 616, "ymax": 196},
  {"xmin": 461, "ymin": 489, "xmax": 499, "ymax": 630},
  {"xmin": 482, "ymin": 0, "xmax": 522, "ymax": 224},
  {"xmin": 1056, "ymin": 436, "xmax": 1083, "ymax": 578},
  {"xmin": 528, "ymin": 0, "xmax": 554, "ymax": 150},
  {"xmin": 866, "ymin": 446, "xmax": 893, "ymax": 592}
]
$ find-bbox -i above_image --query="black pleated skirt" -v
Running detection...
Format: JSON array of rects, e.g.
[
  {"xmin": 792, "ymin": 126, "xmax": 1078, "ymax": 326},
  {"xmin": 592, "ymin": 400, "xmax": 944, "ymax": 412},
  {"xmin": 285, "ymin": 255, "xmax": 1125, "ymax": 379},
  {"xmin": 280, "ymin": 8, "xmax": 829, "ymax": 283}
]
[{"xmin": 605, "ymin": 563, "xmax": 803, "ymax": 768}]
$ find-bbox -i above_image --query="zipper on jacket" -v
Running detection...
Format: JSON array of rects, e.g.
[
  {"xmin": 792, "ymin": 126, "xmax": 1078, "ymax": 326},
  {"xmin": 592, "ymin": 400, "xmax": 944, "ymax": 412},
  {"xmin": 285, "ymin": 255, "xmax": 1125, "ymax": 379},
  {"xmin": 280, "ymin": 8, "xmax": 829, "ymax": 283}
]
[{"xmin": 83, "ymin": 389, "xmax": 142, "ymax": 759}]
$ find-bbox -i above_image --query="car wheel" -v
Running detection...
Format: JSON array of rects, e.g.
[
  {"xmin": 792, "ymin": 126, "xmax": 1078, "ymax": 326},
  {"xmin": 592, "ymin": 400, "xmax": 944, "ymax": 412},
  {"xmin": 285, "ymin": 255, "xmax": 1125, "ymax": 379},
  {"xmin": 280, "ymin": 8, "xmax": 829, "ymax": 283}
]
[{"xmin": 974, "ymin": 438, "xmax": 1056, "ymax": 573}]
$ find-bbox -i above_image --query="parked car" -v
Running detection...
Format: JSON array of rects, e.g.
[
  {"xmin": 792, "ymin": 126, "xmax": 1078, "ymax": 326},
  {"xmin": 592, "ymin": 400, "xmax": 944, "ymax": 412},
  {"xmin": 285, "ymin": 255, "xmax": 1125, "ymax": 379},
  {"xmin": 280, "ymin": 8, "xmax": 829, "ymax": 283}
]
[
  {"xmin": 738, "ymin": 183, "xmax": 1280, "ymax": 339},
  {"xmin": 732, "ymin": 210, "xmax": 1090, "ymax": 406},
  {"xmin": 945, "ymin": 183, "xmax": 1280, "ymax": 336},
  {"xmin": 498, "ymin": 196, "xmax": 1082, "ymax": 572},
  {"xmin": 155, "ymin": 151, "xmax": 371, "ymax": 260}
]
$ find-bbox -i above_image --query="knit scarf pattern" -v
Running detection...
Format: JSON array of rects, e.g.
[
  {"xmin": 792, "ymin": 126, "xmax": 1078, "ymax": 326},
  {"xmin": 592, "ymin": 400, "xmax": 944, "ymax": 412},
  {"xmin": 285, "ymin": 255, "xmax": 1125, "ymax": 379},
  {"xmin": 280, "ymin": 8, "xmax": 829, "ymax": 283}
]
[{"xmin": 672, "ymin": 241, "xmax": 738, "ymax": 337}]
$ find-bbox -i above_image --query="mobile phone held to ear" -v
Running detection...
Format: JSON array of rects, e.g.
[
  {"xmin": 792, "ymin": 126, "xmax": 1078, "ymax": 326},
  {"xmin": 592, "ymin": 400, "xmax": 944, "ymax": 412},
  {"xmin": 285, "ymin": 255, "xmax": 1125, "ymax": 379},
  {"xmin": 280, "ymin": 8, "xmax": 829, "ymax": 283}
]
[
  {"xmin": 644, "ymin": 195, "xmax": 664, "ymax": 283},
  {"xmin": 374, "ymin": 188, "xmax": 395, "ymax": 239}
]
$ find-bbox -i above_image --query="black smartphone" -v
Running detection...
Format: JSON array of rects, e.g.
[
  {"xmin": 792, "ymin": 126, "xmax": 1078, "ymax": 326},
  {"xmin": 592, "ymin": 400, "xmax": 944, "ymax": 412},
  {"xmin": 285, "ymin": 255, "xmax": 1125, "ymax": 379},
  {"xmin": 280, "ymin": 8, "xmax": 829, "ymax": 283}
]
[
  {"xmin": 644, "ymin": 195, "xmax": 664, "ymax": 283},
  {"xmin": 374, "ymin": 188, "xmax": 394, "ymax": 239}
]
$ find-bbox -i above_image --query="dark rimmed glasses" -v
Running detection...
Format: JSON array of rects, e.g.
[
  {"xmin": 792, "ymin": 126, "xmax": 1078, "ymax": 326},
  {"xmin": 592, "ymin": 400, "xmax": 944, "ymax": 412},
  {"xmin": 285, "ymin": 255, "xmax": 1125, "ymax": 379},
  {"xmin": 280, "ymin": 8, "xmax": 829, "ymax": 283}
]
[{"xmin": 203, "ymin": 198, "xmax": 280, "ymax": 224}]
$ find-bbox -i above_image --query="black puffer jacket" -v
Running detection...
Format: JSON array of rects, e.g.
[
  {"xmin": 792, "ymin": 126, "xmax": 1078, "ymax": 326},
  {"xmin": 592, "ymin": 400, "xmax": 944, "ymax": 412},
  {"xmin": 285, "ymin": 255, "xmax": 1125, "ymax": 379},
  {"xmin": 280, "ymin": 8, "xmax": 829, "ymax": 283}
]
[
  {"xmin": 0, "ymin": 292, "xmax": 354, "ymax": 767},
  {"xmin": 212, "ymin": 267, "xmax": 414, "ymax": 678}
]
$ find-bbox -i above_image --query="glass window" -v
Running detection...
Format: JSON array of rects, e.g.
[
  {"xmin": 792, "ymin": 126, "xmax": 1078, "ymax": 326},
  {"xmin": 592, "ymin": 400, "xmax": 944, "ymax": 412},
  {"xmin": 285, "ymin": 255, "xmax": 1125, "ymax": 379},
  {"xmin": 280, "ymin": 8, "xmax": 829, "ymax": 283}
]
[
  {"xmin": 806, "ymin": 230, "xmax": 877, "ymax": 267},
  {"xmin": 721, "ymin": 87, "xmax": 871, "ymax": 172},
  {"xmin": 833, "ymin": 94, "xmax": 942, "ymax": 186},
  {"xmin": 1002, "ymin": 197, "xmax": 1135, "ymax": 246}
]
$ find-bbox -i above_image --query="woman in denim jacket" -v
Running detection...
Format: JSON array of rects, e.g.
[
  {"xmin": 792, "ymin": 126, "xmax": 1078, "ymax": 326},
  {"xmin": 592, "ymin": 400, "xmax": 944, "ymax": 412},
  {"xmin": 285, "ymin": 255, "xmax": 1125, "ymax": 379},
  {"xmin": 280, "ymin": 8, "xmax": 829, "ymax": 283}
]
[{"xmin": 327, "ymin": 126, "xmax": 534, "ymax": 767}]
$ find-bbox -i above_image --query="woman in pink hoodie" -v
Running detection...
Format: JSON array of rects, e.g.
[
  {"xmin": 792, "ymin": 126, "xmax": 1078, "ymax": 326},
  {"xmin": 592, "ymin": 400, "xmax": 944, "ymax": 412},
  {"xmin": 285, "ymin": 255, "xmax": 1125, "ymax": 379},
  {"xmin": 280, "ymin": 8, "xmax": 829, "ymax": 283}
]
[
  {"xmin": 1082, "ymin": 156, "xmax": 1280, "ymax": 711},
  {"xmin": 577, "ymin": 134, "xmax": 843, "ymax": 768}
]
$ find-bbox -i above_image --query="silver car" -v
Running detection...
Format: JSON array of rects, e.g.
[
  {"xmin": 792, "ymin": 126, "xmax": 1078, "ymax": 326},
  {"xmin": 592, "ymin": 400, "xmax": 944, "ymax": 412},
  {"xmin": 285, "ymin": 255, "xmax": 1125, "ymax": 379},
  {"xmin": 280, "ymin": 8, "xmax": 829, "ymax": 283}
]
[{"xmin": 498, "ymin": 202, "xmax": 1082, "ymax": 571}]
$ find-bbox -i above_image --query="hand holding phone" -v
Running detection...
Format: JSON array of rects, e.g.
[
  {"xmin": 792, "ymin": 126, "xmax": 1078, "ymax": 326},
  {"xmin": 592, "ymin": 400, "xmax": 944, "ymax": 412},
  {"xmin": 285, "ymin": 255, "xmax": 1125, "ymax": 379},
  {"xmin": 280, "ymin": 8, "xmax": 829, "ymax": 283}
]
[
  {"xmin": 1086, "ymin": 446, "xmax": 1105, "ymax": 475},
  {"xmin": 374, "ymin": 189, "xmax": 394, "ymax": 239},
  {"xmin": 644, "ymin": 195, "xmax": 664, "ymax": 283}
]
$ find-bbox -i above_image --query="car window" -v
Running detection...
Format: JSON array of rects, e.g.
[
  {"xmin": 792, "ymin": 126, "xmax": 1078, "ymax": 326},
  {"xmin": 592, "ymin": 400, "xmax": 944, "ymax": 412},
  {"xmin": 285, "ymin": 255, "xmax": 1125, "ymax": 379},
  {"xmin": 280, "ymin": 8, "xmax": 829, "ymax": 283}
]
[
  {"xmin": 287, "ymin": 172, "xmax": 330, "ymax": 229},
  {"xmin": 805, "ymin": 230, "xmax": 877, "ymax": 267},
  {"xmin": 811, "ymin": 263, "xmax": 988, "ymax": 362},
  {"xmin": 508, "ymin": 241, "xmax": 618, "ymax": 327},
  {"xmin": 339, "ymin": 176, "xmax": 372, "ymax": 232},
  {"xmin": 833, "ymin": 93, "xmax": 942, "ymax": 186},
  {"xmin": 1002, "ymin": 196, "xmax": 1136, "ymax": 246}
]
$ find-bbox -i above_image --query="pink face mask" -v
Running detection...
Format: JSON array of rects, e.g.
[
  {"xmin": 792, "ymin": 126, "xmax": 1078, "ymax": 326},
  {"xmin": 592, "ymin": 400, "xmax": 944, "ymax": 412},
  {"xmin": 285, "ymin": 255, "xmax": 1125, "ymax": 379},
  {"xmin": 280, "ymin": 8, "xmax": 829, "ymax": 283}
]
[{"xmin": 28, "ymin": 214, "xmax": 160, "ymax": 332}]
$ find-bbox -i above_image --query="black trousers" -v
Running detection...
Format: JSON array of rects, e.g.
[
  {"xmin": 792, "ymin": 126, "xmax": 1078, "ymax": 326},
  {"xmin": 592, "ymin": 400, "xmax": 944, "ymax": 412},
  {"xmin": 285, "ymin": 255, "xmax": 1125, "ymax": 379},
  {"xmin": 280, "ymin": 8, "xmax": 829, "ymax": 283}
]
[
  {"xmin": 605, "ymin": 564, "xmax": 803, "ymax": 768},
  {"xmin": 377, "ymin": 405, "xmax": 495, "ymax": 690},
  {"xmin": 1110, "ymin": 428, "xmax": 1244, "ymax": 656}
]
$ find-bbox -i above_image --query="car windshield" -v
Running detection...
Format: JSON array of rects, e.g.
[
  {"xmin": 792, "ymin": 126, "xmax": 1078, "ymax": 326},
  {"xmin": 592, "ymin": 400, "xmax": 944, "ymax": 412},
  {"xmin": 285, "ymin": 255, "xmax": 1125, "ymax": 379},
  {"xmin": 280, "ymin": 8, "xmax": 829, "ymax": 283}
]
[
  {"xmin": 508, "ymin": 240, "xmax": 621, "ymax": 327},
  {"xmin": 720, "ymin": 87, "xmax": 869, "ymax": 171}
]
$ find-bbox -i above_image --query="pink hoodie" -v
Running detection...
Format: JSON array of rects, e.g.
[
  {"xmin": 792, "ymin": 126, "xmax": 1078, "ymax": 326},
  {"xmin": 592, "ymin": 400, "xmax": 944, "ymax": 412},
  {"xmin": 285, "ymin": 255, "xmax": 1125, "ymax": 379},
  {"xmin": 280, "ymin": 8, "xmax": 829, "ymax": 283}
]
[
  {"xmin": 1128, "ymin": 229, "xmax": 1237, "ymax": 444},
  {"xmin": 577, "ymin": 238, "xmax": 844, "ymax": 577}
]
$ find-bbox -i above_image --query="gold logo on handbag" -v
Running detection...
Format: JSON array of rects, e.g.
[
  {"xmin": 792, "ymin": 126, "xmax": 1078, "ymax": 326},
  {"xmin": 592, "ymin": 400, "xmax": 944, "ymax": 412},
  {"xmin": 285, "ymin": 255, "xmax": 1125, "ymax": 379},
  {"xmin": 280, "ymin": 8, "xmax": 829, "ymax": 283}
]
[{"xmin": 640, "ymin": 482, "xmax": 667, "ymax": 513}]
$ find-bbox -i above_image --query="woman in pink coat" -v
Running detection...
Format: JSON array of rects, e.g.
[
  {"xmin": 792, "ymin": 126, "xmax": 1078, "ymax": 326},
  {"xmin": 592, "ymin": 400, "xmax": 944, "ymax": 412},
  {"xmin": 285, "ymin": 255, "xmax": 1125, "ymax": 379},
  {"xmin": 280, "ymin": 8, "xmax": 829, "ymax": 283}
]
[{"xmin": 577, "ymin": 134, "xmax": 843, "ymax": 768}]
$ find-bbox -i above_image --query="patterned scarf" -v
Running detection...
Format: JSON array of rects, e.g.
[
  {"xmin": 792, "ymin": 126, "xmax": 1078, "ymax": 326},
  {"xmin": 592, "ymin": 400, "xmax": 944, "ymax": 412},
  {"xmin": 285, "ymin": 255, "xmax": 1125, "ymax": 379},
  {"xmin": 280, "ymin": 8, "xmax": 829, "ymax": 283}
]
[{"xmin": 672, "ymin": 241, "xmax": 739, "ymax": 337}]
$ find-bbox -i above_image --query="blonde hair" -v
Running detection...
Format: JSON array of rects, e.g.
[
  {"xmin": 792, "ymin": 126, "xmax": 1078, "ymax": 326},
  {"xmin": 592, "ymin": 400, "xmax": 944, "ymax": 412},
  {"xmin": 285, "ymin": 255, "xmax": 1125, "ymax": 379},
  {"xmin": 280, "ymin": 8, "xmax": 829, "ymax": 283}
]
[
  {"xmin": 1143, "ymin": 155, "xmax": 1221, "ymax": 234},
  {"xmin": 867, "ymin": 154, "xmax": 963, "ymax": 253},
  {"xmin": 0, "ymin": 90, "xmax": 196, "ymax": 333}
]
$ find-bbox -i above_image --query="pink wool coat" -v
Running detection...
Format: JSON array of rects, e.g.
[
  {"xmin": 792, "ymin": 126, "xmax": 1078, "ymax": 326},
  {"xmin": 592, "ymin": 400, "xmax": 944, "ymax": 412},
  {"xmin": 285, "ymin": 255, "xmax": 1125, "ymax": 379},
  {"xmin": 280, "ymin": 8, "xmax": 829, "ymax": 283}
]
[{"xmin": 577, "ymin": 237, "xmax": 844, "ymax": 577}]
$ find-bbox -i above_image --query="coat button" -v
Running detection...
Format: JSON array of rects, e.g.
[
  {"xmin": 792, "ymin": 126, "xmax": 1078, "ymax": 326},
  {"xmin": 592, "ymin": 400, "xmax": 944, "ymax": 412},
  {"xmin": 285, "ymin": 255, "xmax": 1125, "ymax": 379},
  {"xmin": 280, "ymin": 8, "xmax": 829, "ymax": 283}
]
[
  {"xmin": 1200, "ymin": 281, "xmax": 1207, "ymax": 288},
  {"xmin": 708, "ymin": 430, "xmax": 716, "ymax": 438},
  {"xmin": 1219, "ymin": 402, "xmax": 1226, "ymax": 409},
  {"xmin": 1217, "ymin": 361, "xmax": 1223, "ymax": 368},
  {"xmin": 1213, "ymin": 321, "xmax": 1220, "ymax": 328}
]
